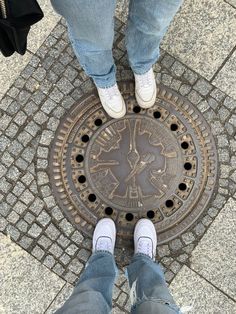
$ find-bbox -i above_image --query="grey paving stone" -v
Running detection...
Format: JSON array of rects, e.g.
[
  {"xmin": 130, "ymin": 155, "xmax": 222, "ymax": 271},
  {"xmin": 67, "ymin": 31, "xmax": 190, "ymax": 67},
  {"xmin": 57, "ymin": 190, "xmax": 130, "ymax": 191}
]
[
  {"xmin": 18, "ymin": 131, "xmax": 33, "ymax": 147},
  {"xmin": 16, "ymin": 220, "xmax": 29, "ymax": 233},
  {"xmin": 19, "ymin": 236, "xmax": 33, "ymax": 249},
  {"xmin": 60, "ymin": 253, "xmax": 71, "ymax": 266},
  {"xmin": 21, "ymin": 189, "xmax": 35, "ymax": 205},
  {"xmin": 32, "ymin": 245, "xmax": 45, "ymax": 260},
  {"xmin": 7, "ymin": 211, "xmax": 20, "ymax": 224},
  {"xmin": 78, "ymin": 249, "xmax": 90, "ymax": 262},
  {"xmin": 51, "ymin": 206, "xmax": 64, "ymax": 222},
  {"xmin": 34, "ymin": 111, "xmax": 48, "ymax": 125},
  {"xmin": 13, "ymin": 201, "xmax": 27, "ymax": 215},
  {"xmin": 1, "ymin": 202, "xmax": 11, "ymax": 217},
  {"xmin": 162, "ymin": 0, "xmax": 236, "ymax": 80},
  {"xmin": 0, "ymin": 135, "xmax": 11, "ymax": 151},
  {"xmin": 37, "ymin": 210, "xmax": 51, "ymax": 227},
  {"xmin": 169, "ymin": 239, "xmax": 183, "ymax": 251},
  {"xmin": 157, "ymin": 245, "xmax": 170, "ymax": 257},
  {"xmin": 68, "ymin": 258, "xmax": 84, "ymax": 275},
  {"xmin": 0, "ymin": 164, "xmax": 7, "ymax": 178},
  {"xmin": 0, "ymin": 114, "xmax": 12, "ymax": 131},
  {"xmin": 0, "ymin": 177, "xmax": 12, "ymax": 194},
  {"xmin": 7, "ymin": 139, "xmax": 24, "ymax": 156},
  {"xmin": 15, "ymin": 158, "xmax": 28, "ymax": 171},
  {"xmin": 191, "ymin": 198, "xmax": 236, "ymax": 300},
  {"xmin": 6, "ymin": 193, "xmax": 17, "ymax": 206},
  {"xmin": 37, "ymin": 171, "xmax": 49, "ymax": 185},
  {"xmin": 0, "ymin": 217, "xmax": 8, "ymax": 231},
  {"xmin": 53, "ymin": 263, "xmax": 65, "ymax": 276},
  {"xmin": 57, "ymin": 77, "xmax": 74, "ymax": 95},
  {"xmin": 170, "ymin": 266, "xmax": 236, "ymax": 314},
  {"xmin": 64, "ymin": 271, "xmax": 78, "ymax": 284},
  {"xmin": 23, "ymin": 101, "xmax": 38, "ymax": 116},
  {"xmin": 45, "ymin": 224, "xmax": 61, "ymax": 240},
  {"xmin": 28, "ymin": 223, "xmax": 43, "ymax": 238},
  {"xmin": 43, "ymin": 255, "xmax": 56, "ymax": 269},
  {"xmin": 44, "ymin": 195, "xmax": 56, "ymax": 208},
  {"xmin": 181, "ymin": 232, "xmax": 195, "ymax": 245},
  {"xmin": 6, "ymin": 225, "xmax": 20, "ymax": 241},
  {"xmin": 40, "ymin": 130, "xmax": 54, "ymax": 145},
  {"xmin": 40, "ymin": 185, "xmax": 51, "ymax": 197},
  {"xmin": 1, "ymin": 152, "xmax": 14, "ymax": 167},
  {"xmin": 59, "ymin": 219, "xmax": 75, "ymax": 237},
  {"xmin": 38, "ymin": 235, "xmax": 52, "ymax": 249},
  {"xmin": 71, "ymin": 230, "xmax": 84, "ymax": 245},
  {"xmin": 49, "ymin": 243, "xmax": 63, "ymax": 258},
  {"xmin": 66, "ymin": 244, "xmax": 79, "ymax": 256},
  {"xmin": 57, "ymin": 234, "xmax": 71, "ymax": 249}
]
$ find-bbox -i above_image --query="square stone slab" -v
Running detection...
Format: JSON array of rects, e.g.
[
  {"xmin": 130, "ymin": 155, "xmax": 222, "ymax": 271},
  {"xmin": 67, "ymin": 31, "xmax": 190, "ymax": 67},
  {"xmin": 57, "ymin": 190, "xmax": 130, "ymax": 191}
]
[
  {"xmin": 162, "ymin": 0, "xmax": 236, "ymax": 80},
  {"xmin": 190, "ymin": 198, "xmax": 236, "ymax": 300},
  {"xmin": 213, "ymin": 50, "xmax": 236, "ymax": 100},
  {"xmin": 0, "ymin": 233, "xmax": 65, "ymax": 313},
  {"xmin": 170, "ymin": 266, "xmax": 236, "ymax": 313}
]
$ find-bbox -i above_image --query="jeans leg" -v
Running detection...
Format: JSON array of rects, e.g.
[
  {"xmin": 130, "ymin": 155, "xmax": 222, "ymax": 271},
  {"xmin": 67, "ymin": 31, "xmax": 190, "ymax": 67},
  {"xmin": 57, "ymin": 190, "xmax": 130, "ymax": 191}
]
[
  {"xmin": 56, "ymin": 252, "xmax": 118, "ymax": 314},
  {"xmin": 127, "ymin": 254, "xmax": 180, "ymax": 314},
  {"xmin": 51, "ymin": 0, "xmax": 117, "ymax": 88},
  {"xmin": 126, "ymin": 0, "xmax": 183, "ymax": 74}
]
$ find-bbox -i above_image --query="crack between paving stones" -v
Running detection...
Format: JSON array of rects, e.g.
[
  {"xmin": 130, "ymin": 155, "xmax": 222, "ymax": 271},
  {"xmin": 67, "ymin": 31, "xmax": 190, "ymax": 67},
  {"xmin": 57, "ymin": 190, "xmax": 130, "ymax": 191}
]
[{"xmin": 43, "ymin": 281, "xmax": 67, "ymax": 314}]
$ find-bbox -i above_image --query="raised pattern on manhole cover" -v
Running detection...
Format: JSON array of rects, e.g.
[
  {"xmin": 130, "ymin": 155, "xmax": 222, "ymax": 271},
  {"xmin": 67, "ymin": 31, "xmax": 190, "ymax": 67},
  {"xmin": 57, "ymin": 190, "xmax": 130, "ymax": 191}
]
[{"xmin": 49, "ymin": 81, "xmax": 217, "ymax": 246}]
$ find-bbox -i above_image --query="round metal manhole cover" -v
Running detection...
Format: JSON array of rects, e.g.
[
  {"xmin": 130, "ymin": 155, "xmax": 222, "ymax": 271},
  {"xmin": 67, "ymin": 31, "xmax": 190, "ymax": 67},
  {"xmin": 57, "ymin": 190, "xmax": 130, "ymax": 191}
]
[{"xmin": 49, "ymin": 81, "xmax": 217, "ymax": 246}]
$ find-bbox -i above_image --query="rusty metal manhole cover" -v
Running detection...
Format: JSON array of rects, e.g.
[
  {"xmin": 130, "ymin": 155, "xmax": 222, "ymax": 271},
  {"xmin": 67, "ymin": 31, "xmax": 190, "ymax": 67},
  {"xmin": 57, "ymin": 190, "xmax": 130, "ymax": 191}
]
[{"xmin": 49, "ymin": 81, "xmax": 217, "ymax": 246}]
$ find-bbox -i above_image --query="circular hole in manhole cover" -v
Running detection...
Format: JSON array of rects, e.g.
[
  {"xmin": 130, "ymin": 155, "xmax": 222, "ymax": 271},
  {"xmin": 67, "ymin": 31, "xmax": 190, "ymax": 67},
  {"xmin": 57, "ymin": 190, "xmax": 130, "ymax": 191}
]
[{"xmin": 49, "ymin": 81, "xmax": 218, "ymax": 247}]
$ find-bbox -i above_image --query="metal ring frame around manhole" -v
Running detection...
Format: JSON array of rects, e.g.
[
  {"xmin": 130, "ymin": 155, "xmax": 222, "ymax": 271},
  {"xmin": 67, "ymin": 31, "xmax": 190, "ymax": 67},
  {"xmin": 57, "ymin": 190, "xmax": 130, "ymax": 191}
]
[{"xmin": 49, "ymin": 81, "xmax": 218, "ymax": 247}]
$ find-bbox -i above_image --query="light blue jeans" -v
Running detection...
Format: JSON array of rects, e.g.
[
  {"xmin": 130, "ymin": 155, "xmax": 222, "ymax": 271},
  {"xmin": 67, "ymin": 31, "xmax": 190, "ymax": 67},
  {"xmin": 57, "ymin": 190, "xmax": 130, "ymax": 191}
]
[
  {"xmin": 51, "ymin": 0, "xmax": 182, "ymax": 88},
  {"xmin": 56, "ymin": 252, "xmax": 180, "ymax": 314}
]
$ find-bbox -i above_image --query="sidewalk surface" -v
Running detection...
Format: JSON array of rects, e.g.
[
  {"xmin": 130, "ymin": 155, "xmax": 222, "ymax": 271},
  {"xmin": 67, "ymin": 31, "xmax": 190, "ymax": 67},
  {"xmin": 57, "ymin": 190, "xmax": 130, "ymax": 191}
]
[{"xmin": 0, "ymin": 0, "xmax": 236, "ymax": 313}]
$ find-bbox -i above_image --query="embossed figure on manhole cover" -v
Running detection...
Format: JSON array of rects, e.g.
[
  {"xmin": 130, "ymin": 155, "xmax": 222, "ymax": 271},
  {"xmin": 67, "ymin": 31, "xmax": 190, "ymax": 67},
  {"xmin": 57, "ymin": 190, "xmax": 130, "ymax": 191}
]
[{"xmin": 50, "ymin": 81, "xmax": 218, "ymax": 246}]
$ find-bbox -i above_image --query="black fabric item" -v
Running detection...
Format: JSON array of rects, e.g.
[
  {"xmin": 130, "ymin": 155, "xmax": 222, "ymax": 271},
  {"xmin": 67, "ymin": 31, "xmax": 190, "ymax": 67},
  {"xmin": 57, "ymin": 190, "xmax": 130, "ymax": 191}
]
[{"xmin": 0, "ymin": 0, "xmax": 44, "ymax": 57}]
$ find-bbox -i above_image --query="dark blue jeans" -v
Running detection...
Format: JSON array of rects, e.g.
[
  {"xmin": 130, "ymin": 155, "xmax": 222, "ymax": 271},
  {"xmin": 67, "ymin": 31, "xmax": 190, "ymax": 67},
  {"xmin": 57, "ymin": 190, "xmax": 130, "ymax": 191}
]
[{"xmin": 56, "ymin": 252, "xmax": 180, "ymax": 314}]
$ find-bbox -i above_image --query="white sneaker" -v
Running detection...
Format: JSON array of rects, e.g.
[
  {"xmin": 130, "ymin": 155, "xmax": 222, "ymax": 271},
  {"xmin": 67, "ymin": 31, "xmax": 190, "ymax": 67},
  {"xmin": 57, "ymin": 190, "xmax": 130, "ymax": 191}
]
[
  {"xmin": 97, "ymin": 83, "xmax": 126, "ymax": 119},
  {"xmin": 134, "ymin": 219, "xmax": 157, "ymax": 260},
  {"xmin": 134, "ymin": 68, "xmax": 157, "ymax": 109},
  {"xmin": 92, "ymin": 218, "xmax": 116, "ymax": 254}
]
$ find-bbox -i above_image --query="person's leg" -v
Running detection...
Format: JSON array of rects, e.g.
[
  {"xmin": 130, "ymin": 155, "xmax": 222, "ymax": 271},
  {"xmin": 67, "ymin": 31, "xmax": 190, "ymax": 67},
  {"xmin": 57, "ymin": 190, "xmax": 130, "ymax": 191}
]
[
  {"xmin": 50, "ymin": 0, "xmax": 116, "ymax": 89},
  {"xmin": 126, "ymin": 219, "xmax": 180, "ymax": 313},
  {"xmin": 126, "ymin": 0, "xmax": 183, "ymax": 74},
  {"xmin": 56, "ymin": 219, "xmax": 118, "ymax": 314},
  {"xmin": 50, "ymin": 0, "xmax": 126, "ymax": 119},
  {"xmin": 127, "ymin": 255, "xmax": 180, "ymax": 313}
]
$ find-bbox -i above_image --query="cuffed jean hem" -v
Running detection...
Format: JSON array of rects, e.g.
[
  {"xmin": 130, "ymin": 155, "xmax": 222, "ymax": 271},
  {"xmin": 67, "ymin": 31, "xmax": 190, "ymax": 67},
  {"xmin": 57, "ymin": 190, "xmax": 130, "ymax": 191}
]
[
  {"xmin": 93, "ymin": 76, "xmax": 117, "ymax": 89},
  {"xmin": 131, "ymin": 63, "xmax": 155, "ymax": 75},
  {"xmin": 131, "ymin": 299, "xmax": 181, "ymax": 314}
]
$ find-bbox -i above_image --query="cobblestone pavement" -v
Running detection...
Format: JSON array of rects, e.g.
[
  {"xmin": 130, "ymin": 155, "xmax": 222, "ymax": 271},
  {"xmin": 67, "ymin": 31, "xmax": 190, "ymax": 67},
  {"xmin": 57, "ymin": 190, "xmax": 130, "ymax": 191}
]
[{"xmin": 1, "ymin": 1, "xmax": 236, "ymax": 313}]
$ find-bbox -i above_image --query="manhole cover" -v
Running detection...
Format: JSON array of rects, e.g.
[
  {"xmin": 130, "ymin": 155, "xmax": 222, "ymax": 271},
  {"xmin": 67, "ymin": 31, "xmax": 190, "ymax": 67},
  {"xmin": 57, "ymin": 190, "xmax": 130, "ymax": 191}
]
[{"xmin": 49, "ymin": 81, "xmax": 217, "ymax": 246}]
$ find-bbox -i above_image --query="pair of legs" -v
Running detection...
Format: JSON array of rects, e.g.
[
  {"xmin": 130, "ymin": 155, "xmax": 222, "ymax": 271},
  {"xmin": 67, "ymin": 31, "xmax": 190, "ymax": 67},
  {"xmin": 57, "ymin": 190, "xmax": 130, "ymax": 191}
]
[
  {"xmin": 56, "ymin": 219, "xmax": 180, "ymax": 313},
  {"xmin": 51, "ymin": 0, "xmax": 182, "ymax": 118},
  {"xmin": 51, "ymin": 0, "xmax": 182, "ymax": 88}
]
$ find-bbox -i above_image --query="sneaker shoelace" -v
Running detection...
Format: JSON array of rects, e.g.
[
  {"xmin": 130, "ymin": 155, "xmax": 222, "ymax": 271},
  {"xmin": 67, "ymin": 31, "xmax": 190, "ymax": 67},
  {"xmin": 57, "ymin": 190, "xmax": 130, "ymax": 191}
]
[
  {"xmin": 96, "ymin": 236, "xmax": 112, "ymax": 252},
  {"xmin": 138, "ymin": 237, "xmax": 153, "ymax": 258},
  {"xmin": 136, "ymin": 70, "xmax": 152, "ymax": 88},
  {"xmin": 103, "ymin": 84, "xmax": 120, "ymax": 99}
]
